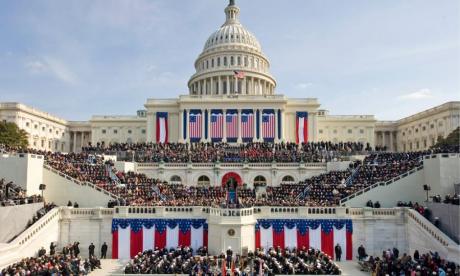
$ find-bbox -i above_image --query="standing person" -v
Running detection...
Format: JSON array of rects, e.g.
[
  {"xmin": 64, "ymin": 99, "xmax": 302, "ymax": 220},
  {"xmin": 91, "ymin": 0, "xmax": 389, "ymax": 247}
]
[
  {"xmin": 89, "ymin": 243, "xmax": 95, "ymax": 258},
  {"xmin": 73, "ymin": 242, "xmax": 80, "ymax": 257},
  {"xmin": 334, "ymin": 244, "xmax": 342, "ymax": 262},
  {"xmin": 226, "ymin": 246, "xmax": 233, "ymax": 267},
  {"xmin": 101, "ymin": 242, "xmax": 108, "ymax": 259},
  {"xmin": 49, "ymin": 242, "xmax": 56, "ymax": 255}
]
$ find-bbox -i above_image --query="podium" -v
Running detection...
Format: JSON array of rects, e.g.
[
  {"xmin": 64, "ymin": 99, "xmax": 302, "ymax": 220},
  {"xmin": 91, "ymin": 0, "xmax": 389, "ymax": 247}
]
[{"xmin": 207, "ymin": 207, "xmax": 256, "ymax": 255}]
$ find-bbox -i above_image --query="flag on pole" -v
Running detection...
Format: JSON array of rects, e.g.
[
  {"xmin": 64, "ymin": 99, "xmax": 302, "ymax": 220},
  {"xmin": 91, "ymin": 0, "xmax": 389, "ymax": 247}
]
[{"xmin": 233, "ymin": 70, "xmax": 245, "ymax": 79}]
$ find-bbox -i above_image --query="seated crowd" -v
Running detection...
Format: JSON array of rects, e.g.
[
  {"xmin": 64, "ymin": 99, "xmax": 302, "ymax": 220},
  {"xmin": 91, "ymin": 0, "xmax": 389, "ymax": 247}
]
[
  {"xmin": 433, "ymin": 194, "xmax": 460, "ymax": 205},
  {"xmin": 124, "ymin": 246, "xmax": 341, "ymax": 275},
  {"xmin": 0, "ymin": 242, "xmax": 101, "ymax": 276},
  {"xmin": 83, "ymin": 141, "xmax": 369, "ymax": 163},
  {"xmin": 40, "ymin": 149, "xmax": 438, "ymax": 207},
  {"xmin": 0, "ymin": 178, "xmax": 43, "ymax": 207},
  {"xmin": 360, "ymin": 248, "xmax": 459, "ymax": 275}
]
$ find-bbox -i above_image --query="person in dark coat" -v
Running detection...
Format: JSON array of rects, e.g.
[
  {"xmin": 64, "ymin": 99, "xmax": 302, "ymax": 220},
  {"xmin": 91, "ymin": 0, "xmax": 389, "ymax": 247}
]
[
  {"xmin": 101, "ymin": 242, "xmax": 108, "ymax": 259},
  {"xmin": 334, "ymin": 244, "xmax": 342, "ymax": 261},
  {"xmin": 49, "ymin": 242, "xmax": 56, "ymax": 255},
  {"xmin": 89, "ymin": 243, "xmax": 95, "ymax": 258},
  {"xmin": 38, "ymin": 247, "xmax": 46, "ymax": 257},
  {"xmin": 73, "ymin": 242, "xmax": 80, "ymax": 257},
  {"xmin": 226, "ymin": 246, "xmax": 233, "ymax": 267},
  {"xmin": 358, "ymin": 245, "xmax": 367, "ymax": 261}
]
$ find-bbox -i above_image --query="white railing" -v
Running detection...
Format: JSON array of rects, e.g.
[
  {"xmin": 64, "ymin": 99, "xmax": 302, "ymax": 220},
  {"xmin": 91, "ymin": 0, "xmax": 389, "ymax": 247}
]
[
  {"xmin": 136, "ymin": 162, "xmax": 327, "ymax": 169},
  {"xmin": 406, "ymin": 208, "xmax": 457, "ymax": 247},
  {"xmin": 0, "ymin": 207, "xmax": 61, "ymax": 268},
  {"xmin": 340, "ymin": 165, "xmax": 424, "ymax": 204},
  {"xmin": 43, "ymin": 164, "xmax": 120, "ymax": 200}
]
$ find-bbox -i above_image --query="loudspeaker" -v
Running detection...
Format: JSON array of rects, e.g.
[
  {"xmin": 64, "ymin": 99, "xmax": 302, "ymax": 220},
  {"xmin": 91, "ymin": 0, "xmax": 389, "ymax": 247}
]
[
  {"xmin": 39, "ymin": 184, "xmax": 46, "ymax": 190},
  {"xmin": 423, "ymin": 185, "xmax": 431, "ymax": 191}
]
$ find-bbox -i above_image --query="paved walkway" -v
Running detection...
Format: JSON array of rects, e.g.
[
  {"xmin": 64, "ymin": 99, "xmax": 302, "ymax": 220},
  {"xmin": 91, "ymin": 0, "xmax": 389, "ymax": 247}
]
[{"xmin": 91, "ymin": 259, "xmax": 369, "ymax": 275}]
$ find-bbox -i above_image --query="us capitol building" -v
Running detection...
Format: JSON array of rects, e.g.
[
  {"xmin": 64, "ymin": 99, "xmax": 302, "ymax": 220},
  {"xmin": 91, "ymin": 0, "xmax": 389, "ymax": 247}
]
[{"xmin": 1, "ymin": 1, "xmax": 459, "ymax": 152}]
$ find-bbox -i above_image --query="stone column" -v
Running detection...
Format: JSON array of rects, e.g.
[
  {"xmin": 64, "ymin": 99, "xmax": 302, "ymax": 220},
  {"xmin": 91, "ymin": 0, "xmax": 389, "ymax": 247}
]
[
  {"xmin": 382, "ymin": 131, "xmax": 386, "ymax": 150},
  {"xmin": 237, "ymin": 109, "xmax": 242, "ymax": 143},
  {"xmin": 179, "ymin": 109, "xmax": 184, "ymax": 143},
  {"xmin": 253, "ymin": 108, "xmax": 257, "ymax": 142},
  {"xmin": 223, "ymin": 109, "xmax": 227, "ymax": 142},
  {"xmin": 218, "ymin": 77, "xmax": 222, "ymax": 95},
  {"xmin": 242, "ymin": 77, "xmax": 246, "ymax": 94},
  {"xmin": 72, "ymin": 132, "xmax": 77, "ymax": 152},
  {"xmin": 279, "ymin": 109, "xmax": 284, "ymax": 142},
  {"xmin": 198, "ymin": 80, "xmax": 201, "ymax": 95},
  {"xmin": 389, "ymin": 131, "xmax": 394, "ymax": 152},
  {"xmin": 257, "ymin": 79, "xmax": 262, "ymax": 95},
  {"xmin": 274, "ymin": 109, "xmax": 279, "ymax": 142},
  {"xmin": 210, "ymin": 77, "xmax": 214, "ymax": 95},
  {"xmin": 152, "ymin": 112, "xmax": 157, "ymax": 143},
  {"xmin": 185, "ymin": 109, "xmax": 190, "ymax": 143},
  {"xmin": 226, "ymin": 76, "xmax": 230, "ymax": 94}
]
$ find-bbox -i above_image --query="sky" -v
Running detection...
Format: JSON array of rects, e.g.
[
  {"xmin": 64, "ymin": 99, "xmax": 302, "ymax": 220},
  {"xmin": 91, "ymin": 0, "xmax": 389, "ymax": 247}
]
[{"xmin": 0, "ymin": 0, "xmax": 459, "ymax": 121}]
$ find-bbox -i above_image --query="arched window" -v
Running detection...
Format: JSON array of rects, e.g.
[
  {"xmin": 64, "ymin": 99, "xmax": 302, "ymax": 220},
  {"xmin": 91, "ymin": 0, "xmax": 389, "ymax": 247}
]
[
  {"xmin": 281, "ymin": 175, "xmax": 294, "ymax": 183},
  {"xmin": 170, "ymin": 175, "xmax": 182, "ymax": 185},
  {"xmin": 217, "ymin": 57, "xmax": 221, "ymax": 67},
  {"xmin": 254, "ymin": 176, "xmax": 266, "ymax": 187},
  {"xmin": 230, "ymin": 56, "xmax": 234, "ymax": 66},
  {"xmin": 224, "ymin": 57, "xmax": 228, "ymax": 66},
  {"xmin": 198, "ymin": 175, "xmax": 210, "ymax": 186}
]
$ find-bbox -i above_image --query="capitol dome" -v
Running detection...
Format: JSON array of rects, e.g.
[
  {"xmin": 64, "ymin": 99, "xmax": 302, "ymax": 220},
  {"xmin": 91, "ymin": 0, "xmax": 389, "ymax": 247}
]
[
  {"xmin": 203, "ymin": 17, "xmax": 262, "ymax": 53},
  {"xmin": 188, "ymin": 0, "xmax": 276, "ymax": 96}
]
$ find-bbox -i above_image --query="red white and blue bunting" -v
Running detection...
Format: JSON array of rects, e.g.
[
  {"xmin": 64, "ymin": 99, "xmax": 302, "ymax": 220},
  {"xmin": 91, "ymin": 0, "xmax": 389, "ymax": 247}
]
[
  {"xmin": 255, "ymin": 219, "xmax": 353, "ymax": 260},
  {"xmin": 112, "ymin": 219, "xmax": 208, "ymax": 259}
]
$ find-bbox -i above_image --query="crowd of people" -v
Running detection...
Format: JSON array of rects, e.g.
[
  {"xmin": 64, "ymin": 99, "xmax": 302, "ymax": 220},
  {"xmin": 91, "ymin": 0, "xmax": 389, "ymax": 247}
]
[
  {"xmin": 83, "ymin": 141, "xmax": 369, "ymax": 163},
  {"xmin": 0, "ymin": 242, "xmax": 102, "ymax": 275},
  {"xmin": 361, "ymin": 249, "xmax": 459, "ymax": 275},
  {"xmin": 433, "ymin": 194, "xmax": 460, "ymax": 205},
  {"xmin": 0, "ymin": 178, "xmax": 43, "ymax": 207},
  {"xmin": 124, "ymin": 246, "xmax": 341, "ymax": 275},
  {"xmin": 38, "ymin": 149, "xmax": 434, "ymax": 207}
]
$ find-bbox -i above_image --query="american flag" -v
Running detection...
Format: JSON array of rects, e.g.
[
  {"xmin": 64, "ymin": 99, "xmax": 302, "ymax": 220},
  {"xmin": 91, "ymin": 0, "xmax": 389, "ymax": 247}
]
[
  {"xmin": 226, "ymin": 112, "xmax": 238, "ymax": 139},
  {"xmin": 210, "ymin": 112, "xmax": 223, "ymax": 139},
  {"xmin": 262, "ymin": 112, "xmax": 275, "ymax": 139},
  {"xmin": 241, "ymin": 112, "xmax": 254, "ymax": 139},
  {"xmin": 234, "ymin": 70, "xmax": 245, "ymax": 79},
  {"xmin": 189, "ymin": 113, "xmax": 202, "ymax": 140}
]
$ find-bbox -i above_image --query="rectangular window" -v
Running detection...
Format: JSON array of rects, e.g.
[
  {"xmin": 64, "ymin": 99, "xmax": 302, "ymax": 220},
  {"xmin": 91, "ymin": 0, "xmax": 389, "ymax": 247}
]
[
  {"xmin": 141, "ymin": 129, "xmax": 146, "ymax": 134},
  {"xmin": 319, "ymin": 129, "xmax": 323, "ymax": 134},
  {"xmin": 102, "ymin": 129, "xmax": 106, "ymax": 134},
  {"xmin": 348, "ymin": 129, "xmax": 352, "ymax": 134},
  {"xmin": 113, "ymin": 129, "xmax": 118, "ymax": 134},
  {"xmin": 359, "ymin": 129, "xmax": 364, "ymax": 134}
]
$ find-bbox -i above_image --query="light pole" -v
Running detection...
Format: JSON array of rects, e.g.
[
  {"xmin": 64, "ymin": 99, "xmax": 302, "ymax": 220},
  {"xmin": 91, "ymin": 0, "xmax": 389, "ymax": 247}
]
[{"xmin": 39, "ymin": 184, "xmax": 46, "ymax": 207}]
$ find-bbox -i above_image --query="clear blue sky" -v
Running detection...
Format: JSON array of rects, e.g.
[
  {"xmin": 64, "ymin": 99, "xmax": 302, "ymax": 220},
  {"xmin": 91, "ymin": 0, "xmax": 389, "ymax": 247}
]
[{"xmin": 0, "ymin": 0, "xmax": 458, "ymax": 121}]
